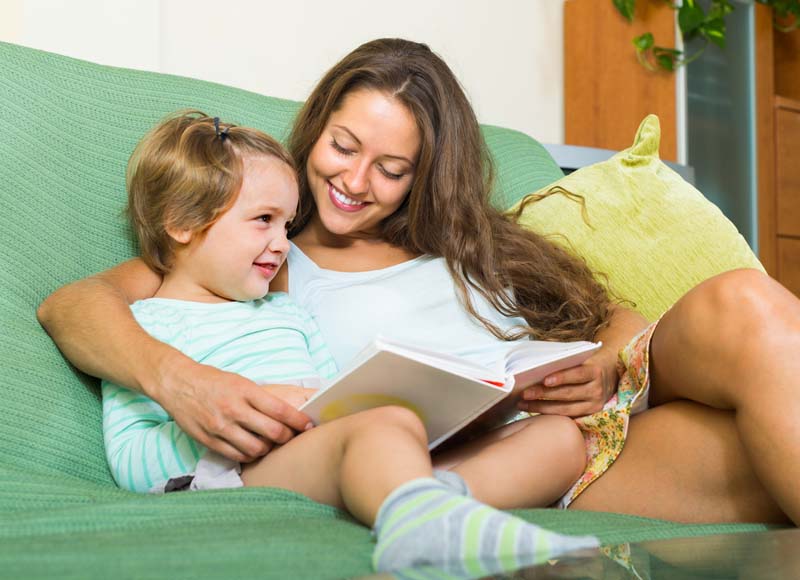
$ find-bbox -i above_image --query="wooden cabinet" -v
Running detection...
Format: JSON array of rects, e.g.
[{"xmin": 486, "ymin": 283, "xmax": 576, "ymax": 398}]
[
  {"xmin": 776, "ymin": 100, "xmax": 800, "ymax": 239},
  {"xmin": 756, "ymin": 6, "xmax": 800, "ymax": 295},
  {"xmin": 563, "ymin": 0, "xmax": 678, "ymax": 161}
]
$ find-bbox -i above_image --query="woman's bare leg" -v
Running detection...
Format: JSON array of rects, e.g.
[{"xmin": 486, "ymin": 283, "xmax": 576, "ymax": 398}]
[
  {"xmin": 241, "ymin": 405, "xmax": 431, "ymax": 525},
  {"xmin": 645, "ymin": 269, "xmax": 800, "ymax": 523},
  {"xmin": 570, "ymin": 400, "xmax": 790, "ymax": 524},
  {"xmin": 433, "ymin": 415, "xmax": 586, "ymax": 509}
]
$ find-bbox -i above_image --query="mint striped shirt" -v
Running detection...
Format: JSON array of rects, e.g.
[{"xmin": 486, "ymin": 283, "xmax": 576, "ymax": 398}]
[{"xmin": 102, "ymin": 293, "xmax": 337, "ymax": 493}]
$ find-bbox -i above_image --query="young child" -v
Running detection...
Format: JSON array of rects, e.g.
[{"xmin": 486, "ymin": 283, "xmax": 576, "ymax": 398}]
[{"xmin": 102, "ymin": 111, "xmax": 598, "ymax": 575}]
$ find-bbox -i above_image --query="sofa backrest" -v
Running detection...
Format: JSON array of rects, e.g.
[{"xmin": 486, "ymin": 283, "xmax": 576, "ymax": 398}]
[{"xmin": 0, "ymin": 41, "xmax": 563, "ymax": 483}]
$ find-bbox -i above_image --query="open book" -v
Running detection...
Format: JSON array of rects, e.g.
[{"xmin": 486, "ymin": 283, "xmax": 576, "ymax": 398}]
[{"xmin": 300, "ymin": 336, "xmax": 601, "ymax": 450}]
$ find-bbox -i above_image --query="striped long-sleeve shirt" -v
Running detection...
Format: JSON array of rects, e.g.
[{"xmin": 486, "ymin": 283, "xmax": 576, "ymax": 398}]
[{"xmin": 102, "ymin": 293, "xmax": 337, "ymax": 493}]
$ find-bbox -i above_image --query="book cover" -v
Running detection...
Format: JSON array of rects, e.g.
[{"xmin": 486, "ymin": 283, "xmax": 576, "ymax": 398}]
[{"xmin": 300, "ymin": 336, "xmax": 601, "ymax": 449}]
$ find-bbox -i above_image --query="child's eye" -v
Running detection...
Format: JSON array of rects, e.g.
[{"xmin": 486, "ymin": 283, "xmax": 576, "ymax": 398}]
[
  {"xmin": 379, "ymin": 165, "xmax": 404, "ymax": 181},
  {"xmin": 258, "ymin": 214, "xmax": 271, "ymax": 223},
  {"xmin": 330, "ymin": 139, "xmax": 353, "ymax": 156}
]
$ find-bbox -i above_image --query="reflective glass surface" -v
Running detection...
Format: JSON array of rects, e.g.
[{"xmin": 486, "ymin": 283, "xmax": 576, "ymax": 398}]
[{"xmin": 357, "ymin": 529, "xmax": 800, "ymax": 579}]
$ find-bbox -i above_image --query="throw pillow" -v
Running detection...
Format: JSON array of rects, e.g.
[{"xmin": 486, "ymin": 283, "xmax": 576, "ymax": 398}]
[{"xmin": 511, "ymin": 115, "xmax": 764, "ymax": 321}]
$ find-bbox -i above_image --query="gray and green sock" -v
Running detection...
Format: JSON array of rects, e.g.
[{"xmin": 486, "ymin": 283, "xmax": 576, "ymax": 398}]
[{"xmin": 372, "ymin": 477, "xmax": 598, "ymax": 576}]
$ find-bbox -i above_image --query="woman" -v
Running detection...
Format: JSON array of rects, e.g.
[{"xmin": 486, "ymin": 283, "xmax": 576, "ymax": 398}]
[{"xmin": 38, "ymin": 38, "xmax": 799, "ymax": 525}]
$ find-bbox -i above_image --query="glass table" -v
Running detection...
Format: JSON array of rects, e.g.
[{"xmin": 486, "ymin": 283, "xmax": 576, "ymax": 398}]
[{"xmin": 358, "ymin": 528, "xmax": 800, "ymax": 579}]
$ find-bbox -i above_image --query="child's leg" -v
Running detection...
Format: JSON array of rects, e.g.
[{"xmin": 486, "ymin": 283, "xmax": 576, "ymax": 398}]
[
  {"xmin": 432, "ymin": 415, "xmax": 586, "ymax": 509},
  {"xmin": 241, "ymin": 404, "xmax": 431, "ymax": 525},
  {"xmin": 242, "ymin": 405, "xmax": 598, "ymax": 573}
]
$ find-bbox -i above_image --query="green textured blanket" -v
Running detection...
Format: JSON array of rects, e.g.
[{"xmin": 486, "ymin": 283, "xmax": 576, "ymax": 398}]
[{"xmin": 0, "ymin": 41, "xmax": 773, "ymax": 579}]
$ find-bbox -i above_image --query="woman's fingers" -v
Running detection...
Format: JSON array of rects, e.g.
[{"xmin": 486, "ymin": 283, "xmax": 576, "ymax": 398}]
[
  {"xmin": 159, "ymin": 362, "xmax": 312, "ymax": 461},
  {"xmin": 523, "ymin": 382, "xmax": 592, "ymax": 402},
  {"xmin": 517, "ymin": 398, "xmax": 597, "ymax": 418},
  {"xmin": 542, "ymin": 365, "xmax": 599, "ymax": 388},
  {"xmin": 246, "ymin": 388, "xmax": 313, "ymax": 435}
]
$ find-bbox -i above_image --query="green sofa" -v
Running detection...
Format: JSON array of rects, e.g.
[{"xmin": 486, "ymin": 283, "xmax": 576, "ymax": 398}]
[{"xmin": 0, "ymin": 41, "xmax": 774, "ymax": 579}]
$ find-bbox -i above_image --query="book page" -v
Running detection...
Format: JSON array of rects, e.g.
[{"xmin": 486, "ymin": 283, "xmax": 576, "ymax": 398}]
[{"xmin": 502, "ymin": 340, "xmax": 600, "ymax": 377}]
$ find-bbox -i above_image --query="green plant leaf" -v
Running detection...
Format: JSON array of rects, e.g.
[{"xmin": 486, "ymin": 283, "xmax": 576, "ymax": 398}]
[
  {"xmin": 701, "ymin": 18, "xmax": 727, "ymax": 48},
  {"xmin": 633, "ymin": 32, "xmax": 654, "ymax": 50},
  {"xmin": 656, "ymin": 53, "xmax": 676, "ymax": 71},
  {"xmin": 613, "ymin": 0, "xmax": 636, "ymax": 22},
  {"xmin": 679, "ymin": 0, "xmax": 706, "ymax": 35}
]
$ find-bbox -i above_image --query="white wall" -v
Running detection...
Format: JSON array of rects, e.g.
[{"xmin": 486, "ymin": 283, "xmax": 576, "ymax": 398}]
[{"xmin": 2, "ymin": 0, "xmax": 566, "ymax": 143}]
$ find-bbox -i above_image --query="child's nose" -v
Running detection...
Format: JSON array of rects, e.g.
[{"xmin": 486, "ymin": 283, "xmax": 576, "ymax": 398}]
[{"xmin": 270, "ymin": 231, "xmax": 290, "ymax": 255}]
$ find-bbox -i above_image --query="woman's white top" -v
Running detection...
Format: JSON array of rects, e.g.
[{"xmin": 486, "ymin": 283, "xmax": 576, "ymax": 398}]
[{"xmin": 287, "ymin": 242, "xmax": 528, "ymax": 371}]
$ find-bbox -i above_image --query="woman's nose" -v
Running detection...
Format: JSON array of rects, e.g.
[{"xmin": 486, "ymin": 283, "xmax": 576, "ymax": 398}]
[{"xmin": 343, "ymin": 159, "xmax": 370, "ymax": 194}]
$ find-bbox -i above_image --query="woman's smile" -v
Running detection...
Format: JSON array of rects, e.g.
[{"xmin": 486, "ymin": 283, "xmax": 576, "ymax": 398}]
[{"xmin": 328, "ymin": 181, "xmax": 370, "ymax": 212}]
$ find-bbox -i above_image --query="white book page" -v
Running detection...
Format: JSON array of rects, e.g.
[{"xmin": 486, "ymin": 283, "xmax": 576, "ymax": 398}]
[
  {"xmin": 372, "ymin": 336, "xmax": 505, "ymax": 385},
  {"xmin": 502, "ymin": 340, "xmax": 600, "ymax": 377}
]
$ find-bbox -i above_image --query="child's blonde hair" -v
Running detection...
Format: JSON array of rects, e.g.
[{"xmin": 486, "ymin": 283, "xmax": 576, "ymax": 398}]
[{"xmin": 126, "ymin": 110, "xmax": 296, "ymax": 274}]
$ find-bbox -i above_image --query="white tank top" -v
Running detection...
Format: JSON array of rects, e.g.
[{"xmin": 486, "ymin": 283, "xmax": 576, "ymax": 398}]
[{"xmin": 287, "ymin": 242, "xmax": 528, "ymax": 370}]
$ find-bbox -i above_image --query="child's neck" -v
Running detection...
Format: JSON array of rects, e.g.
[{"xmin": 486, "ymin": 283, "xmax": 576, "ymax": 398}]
[{"xmin": 155, "ymin": 272, "xmax": 231, "ymax": 304}]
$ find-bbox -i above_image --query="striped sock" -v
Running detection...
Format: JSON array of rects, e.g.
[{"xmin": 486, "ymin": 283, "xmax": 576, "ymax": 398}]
[
  {"xmin": 372, "ymin": 478, "xmax": 598, "ymax": 575},
  {"xmin": 432, "ymin": 469, "xmax": 471, "ymax": 497}
]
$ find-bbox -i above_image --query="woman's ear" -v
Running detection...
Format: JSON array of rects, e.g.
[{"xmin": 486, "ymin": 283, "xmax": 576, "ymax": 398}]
[{"xmin": 165, "ymin": 226, "xmax": 193, "ymax": 245}]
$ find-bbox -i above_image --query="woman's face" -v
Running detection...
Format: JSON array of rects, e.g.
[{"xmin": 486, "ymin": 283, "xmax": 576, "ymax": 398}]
[{"xmin": 305, "ymin": 89, "xmax": 421, "ymax": 239}]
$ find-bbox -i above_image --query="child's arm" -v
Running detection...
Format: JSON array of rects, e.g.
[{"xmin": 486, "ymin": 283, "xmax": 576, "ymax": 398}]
[{"xmin": 103, "ymin": 381, "xmax": 206, "ymax": 492}]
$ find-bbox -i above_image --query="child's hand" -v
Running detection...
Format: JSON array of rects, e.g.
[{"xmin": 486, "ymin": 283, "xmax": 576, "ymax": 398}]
[
  {"xmin": 261, "ymin": 384, "xmax": 319, "ymax": 410},
  {"xmin": 517, "ymin": 348, "xmax": 620, "ymax": 417}
]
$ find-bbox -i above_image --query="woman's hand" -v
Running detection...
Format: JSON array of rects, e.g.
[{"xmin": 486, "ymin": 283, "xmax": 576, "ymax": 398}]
[
  {"xmin": 260, "ymin": 385, "xmax": 319, "ymax": 409},
  {"xmin": 153, "ymin": 354, "xmax": 315, "ymax": 464},
  {"xmin": 517, "ymin": 348, "xmax": 620, "ymax": 417},
  {"xmin": 518, "ymin": 304, "xmax": 650, "ymax": 417}
]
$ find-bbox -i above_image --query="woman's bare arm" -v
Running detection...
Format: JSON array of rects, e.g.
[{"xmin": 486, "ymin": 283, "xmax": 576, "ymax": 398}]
[
  {"xmin": 518, "ymin": 304, "xmax": 649, "ymax": 416},
  {"xmin": 37, "ymin": 258, "xmax": 313, "ymax": 462},
  {"xmin": 38, "ymin": 258, "xmax": 164, "ymax": 388}
]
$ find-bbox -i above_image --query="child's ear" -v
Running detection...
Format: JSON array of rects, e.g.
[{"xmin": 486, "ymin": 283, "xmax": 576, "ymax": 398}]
[{"xmin": 166, "ymin": 226, "xmax": 193, "ymax": 245}]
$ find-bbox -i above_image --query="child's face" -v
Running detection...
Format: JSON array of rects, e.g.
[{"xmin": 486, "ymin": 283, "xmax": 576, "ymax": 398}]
[{"xmin": 174, "ymin": 155, "xmax": 298, "ymax": 302}]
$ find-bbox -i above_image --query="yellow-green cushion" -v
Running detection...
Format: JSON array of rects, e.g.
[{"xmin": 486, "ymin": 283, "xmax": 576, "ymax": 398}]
[{"xmin": 512, "ymin": 115, "xmax": 764, "ymax": 322}]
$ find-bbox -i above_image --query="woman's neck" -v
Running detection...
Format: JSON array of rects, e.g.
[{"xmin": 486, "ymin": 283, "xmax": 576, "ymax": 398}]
[{"xmin": 292, "ymin": 214, "xmax": 421, "ymax": 272}]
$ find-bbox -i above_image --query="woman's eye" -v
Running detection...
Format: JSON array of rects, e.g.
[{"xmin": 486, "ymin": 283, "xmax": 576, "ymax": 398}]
[
  {"xmin": 331, "ymin": 139, "xmax": 353, "ymax": 156},
  {"xmin": 379, "ymin": 166, "xmax": 404, "ymax": 180}
]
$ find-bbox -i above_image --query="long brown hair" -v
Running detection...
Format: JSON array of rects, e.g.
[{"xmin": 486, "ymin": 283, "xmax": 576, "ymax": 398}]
[{"xmin": 289, "ymin": 39, "xmax": 610, "ymax": 341}]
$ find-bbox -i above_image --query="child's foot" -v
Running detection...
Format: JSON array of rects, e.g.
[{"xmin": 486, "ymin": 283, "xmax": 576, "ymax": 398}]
[{"xmin": 372, "ymin": 478, "xmax": 598, "ymax": 576}]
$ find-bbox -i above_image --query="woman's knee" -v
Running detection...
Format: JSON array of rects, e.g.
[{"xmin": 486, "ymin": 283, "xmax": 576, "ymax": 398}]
[{"xmin": 681, "ymin": 269, "xmax": 784, "ymax": 327}]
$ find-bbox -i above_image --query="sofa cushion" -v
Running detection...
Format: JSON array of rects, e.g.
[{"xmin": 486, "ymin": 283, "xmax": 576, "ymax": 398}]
[{"xmin": 511, "ymin": 115, "xmax": 763, "ymax": 321}]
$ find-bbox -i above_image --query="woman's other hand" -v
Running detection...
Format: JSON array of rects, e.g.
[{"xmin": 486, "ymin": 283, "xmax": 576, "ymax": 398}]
[
  {"xmin": 517, "ymin": 349, "xmax": 619, "ymax": 417},
  {"xmin": 155, "ymin": 355, "xmax": 314, "ymax": 463},
  {"xmin": 518, "ymin": 305, "xmax": 649, "ymax": 417}
]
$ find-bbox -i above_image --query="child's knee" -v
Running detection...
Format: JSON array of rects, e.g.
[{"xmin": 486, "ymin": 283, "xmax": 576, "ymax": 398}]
[
  {"xmin": 551, "ymin": 416, "xmax": 587, "ymax": 476},
  {"xmin": 358, "ymin": 405, "xmax": 428, "ymax": 443},
  {"xmin": 525, "ymin": 415, "xmax": 586, "ymax": 476}
]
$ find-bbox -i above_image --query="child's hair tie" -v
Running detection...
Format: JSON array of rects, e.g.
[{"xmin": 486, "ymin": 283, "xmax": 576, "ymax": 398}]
[{"xmin": 213, "ymin": 117, "xmax": 230, "ymax": 142}]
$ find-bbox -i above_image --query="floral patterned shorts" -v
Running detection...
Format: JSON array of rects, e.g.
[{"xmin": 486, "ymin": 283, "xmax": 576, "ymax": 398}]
[{"xmin": 556, "ymin": 319, "xmax": 659, "ymax": 509}]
